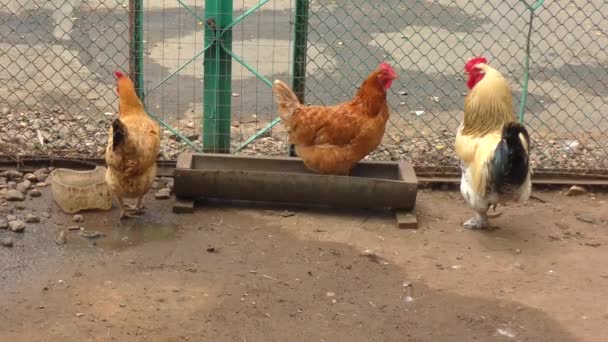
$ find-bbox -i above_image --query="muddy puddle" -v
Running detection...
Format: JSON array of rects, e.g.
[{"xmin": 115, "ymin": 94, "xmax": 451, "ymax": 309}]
[{"xmin": 68, "ymin": 221, "xmax": 178, "ymax": 250}]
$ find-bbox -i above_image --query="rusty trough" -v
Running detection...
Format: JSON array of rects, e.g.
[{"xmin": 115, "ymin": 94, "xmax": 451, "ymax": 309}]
[{"xmin": 173, "ymin": 153, "xmax": 419, "ymax": 228}]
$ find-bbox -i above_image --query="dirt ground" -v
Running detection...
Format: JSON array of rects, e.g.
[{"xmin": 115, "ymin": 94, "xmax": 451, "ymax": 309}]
[{"xmin": 0, "ymin": 186, "xmax": 607, "ymax": 341}]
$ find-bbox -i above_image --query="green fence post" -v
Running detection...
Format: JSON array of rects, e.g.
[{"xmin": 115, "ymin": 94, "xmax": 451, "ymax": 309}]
[
  {"xmin": 203, "ymin": 0, "xmax": 233, "ymax": 153},
  {"xmin": 129, "ymin": 0, "xmax": 144, "ymax": 100},
  {"xmin": 289, "ymin": 0, "xmax": 309, "ymax": 156}
]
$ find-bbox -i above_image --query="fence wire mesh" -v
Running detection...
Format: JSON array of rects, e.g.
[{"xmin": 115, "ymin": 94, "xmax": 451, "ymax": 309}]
[
  {"xmin": 0, "ymin": 0, "xmax": 130, "ymax": 160},
  {"xmin": 1, "ymin": 0, "xmax": 607, "ymax": 176}
]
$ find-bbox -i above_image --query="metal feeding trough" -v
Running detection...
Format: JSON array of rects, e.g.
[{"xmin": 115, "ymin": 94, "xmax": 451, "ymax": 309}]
[{"xmin": 173, "ymin": 153, "xmax": 418, "ymax": 228}]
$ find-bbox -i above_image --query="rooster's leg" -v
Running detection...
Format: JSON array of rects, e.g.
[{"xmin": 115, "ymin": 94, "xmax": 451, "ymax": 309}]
[{"xmin": 463, "ymin": 209, "xmax": 489, "ymax": 230}]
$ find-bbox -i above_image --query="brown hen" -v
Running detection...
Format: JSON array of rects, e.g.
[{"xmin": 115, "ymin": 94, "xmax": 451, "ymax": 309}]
[{"xmin": 273, "ymin": 63, "xmax": 397, "ymax": 175}]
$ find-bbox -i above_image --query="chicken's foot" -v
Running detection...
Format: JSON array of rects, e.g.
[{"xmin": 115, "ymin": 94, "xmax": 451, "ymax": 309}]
[
  {"xmin": 118, "ymin": 197, "xmax": 143, "ymax": 220},
  {"xmin": 463, "ymin": 210, "xmax": 488, "ymax": 230}
]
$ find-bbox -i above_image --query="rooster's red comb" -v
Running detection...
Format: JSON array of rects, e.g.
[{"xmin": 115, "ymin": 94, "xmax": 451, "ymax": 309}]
[
  {"xmin": 465, "ymin": 57, "xmax": 487, "ymax": 73},
  {"xmin": 114, "ymin": 70, "xmax": 126, "ymax": 79}
]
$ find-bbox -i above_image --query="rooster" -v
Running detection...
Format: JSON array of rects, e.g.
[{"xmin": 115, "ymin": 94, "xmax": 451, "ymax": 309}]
[
  {"xmin": 105, "ymin": 71, "xmax": 161, "ymax": 219},
  {"xmin": 273, "ymin": 63, "xmax": 397, "ymax": 175},
  {"xmin": 455, "ymin": 57, "xmax": 531, "ymax": 229}
]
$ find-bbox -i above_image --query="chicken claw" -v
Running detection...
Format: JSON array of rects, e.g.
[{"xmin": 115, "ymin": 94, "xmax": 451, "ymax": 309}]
[
  {"xmin": 120, "ymin": 210, "xmax": 143, "ymax": 220},
  {"xmin": 463, "ymin": 212, "xmax": 488, "ymax": 230}
]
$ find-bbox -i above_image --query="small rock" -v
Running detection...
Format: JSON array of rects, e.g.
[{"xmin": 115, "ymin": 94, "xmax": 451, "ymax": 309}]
[
  {"xmin": 25, "ymin": 214, "xmax": 40, "ymax": 223},
  {"xmin": 73, "ymin": 214, "xmax": 84, "ymax": 223},
  {"xmin": 0, "ymin": 219, "xmax": 7, "ymax": 229},
  {"xmin": 75, "ymin": 312, "xmax": 85, "ymax": 317},
  {"xmin": 6, "ymin": 170, "xmax": 23, "ymax": 181},
  {"xmin": 1, "ymin": 237, "xmax": 13, "ymax": 247},
  {"xmin": 29, "ymin": 189, "xmax": 42, "ymax": 198},
  {"xmin": 79, "ymin": 231, "xmax": 105, "ymax": 239},
  {"xmin": 565, "ymin": 185, "xmax": 587, "ymax": 196},
  {"xmin": 41, "ymin": 212, "xmax": 50, "ymax": 218},
  {"xmin": 55, "ymin": 230, "xmax": 67, "ymax": 245},
  {"xmin": 576, "ymin": 214, "xmax": 596, "ymax": 224},
  {"xmin": 9, "ymin": 220, "xmax": 25, "ymax": 232},
  {"xmin": 14, "ymin": 203, "xmax": 26, "ymax": 210},
  {"xmin": 36, "ymin": 182, "xmax": 48, "ymax": 187},
  {"xmin": 4, "ymin": 189, "xmax": 23, "ymax": 201},
  {"xmin": 33, "ymin": 169, "xmax": 49, "ymax": 182},
  {"xmin": 7, "ymin": 182, "xmax": 16, "ymax": 190},
  {"xmin": 6, "ymin": 215, "xmax": 17, "ymax": 222},
  {"xmin": 584, "ymin": 241, "xmax": 601, "ymax": 247},
  {"xmin": 155, "ymin": 188, "xmax": 171, "ymax": 200},
  {"xmin": 68, "ymin": 225, "xmax": 81, "ymax": 231},
  {"xmin": 16, "ymin": 180, "xmax": 31, "ymax": 193},
  {"xmin": 24, "ymin": 173, "xmax": 38, "ymax": 182}
]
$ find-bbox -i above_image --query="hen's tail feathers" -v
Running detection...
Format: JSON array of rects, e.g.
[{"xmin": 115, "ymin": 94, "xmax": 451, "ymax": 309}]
[
  {"xmin": 112, "ymin": 118, "xmax": 127, "ymax": 151},
  {"xmin": 273, "ymin": 80, "xmax": 301, "ymax": 124},
  {"xmin": 492, "ymin": 122, "xmax": 530, "ymax": 191}
]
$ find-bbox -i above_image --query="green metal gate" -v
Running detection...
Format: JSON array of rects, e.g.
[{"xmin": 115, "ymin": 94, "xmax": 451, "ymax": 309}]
[{"xmin": 131, "ymin": 0, "xmax": 309, "ymax": 154}]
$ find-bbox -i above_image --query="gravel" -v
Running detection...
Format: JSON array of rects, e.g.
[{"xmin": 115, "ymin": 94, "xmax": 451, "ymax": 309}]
[
  {"xmin": 0, "ymin": 111, "xmax": 606, "ymax": 173},
  {"xmin": 4, "ymin": 189, "xmax": 24, "ymax": 201},
  {"xmin": 9, "ymin": 220, "xmax": 25, "ymax": 232},
  {"xmin": 1, "ymin": 237, "xmax": 13, "ymax": 248}
]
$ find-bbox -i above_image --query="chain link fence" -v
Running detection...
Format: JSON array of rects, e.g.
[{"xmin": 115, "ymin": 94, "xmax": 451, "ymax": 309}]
[
  {"xmin": 0, "ymin": 0, "xmax": 130, "ymax": 160},
  {"xmin": 1, "ymin": 0, "xmax": 607, "ymax": 176}
]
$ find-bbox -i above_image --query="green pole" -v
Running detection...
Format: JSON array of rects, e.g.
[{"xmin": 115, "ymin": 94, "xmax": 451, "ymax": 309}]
[
  {"xmin": 289, "ymin": 0, "xmax": 309, "ymax": 157},
  {"xmin": 203, "ymin": 0, "xmax": 233, "ymax": 153},
  {"xmin": 129, "ymin": 0, "xmax": 144, "ymax": 100}
]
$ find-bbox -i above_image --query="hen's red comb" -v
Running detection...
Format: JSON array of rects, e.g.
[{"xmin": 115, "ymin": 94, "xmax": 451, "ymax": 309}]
[
  {"xmin": 379, "ymin": 62, "xmax": 396, "ymax": 77},
  {"xmin": 465, "ymin": 57, "xmax": 487, "ymax": 73},
  {"xmin": 114, "ymin": 70, "xmax": 126, "ymax": 79}
]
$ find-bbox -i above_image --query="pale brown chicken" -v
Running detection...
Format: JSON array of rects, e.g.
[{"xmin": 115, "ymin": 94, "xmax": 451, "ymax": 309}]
[
  {"xmin": 273, "ymin": 63, "xmax": 397, "ymax": 175},
  {"xmin": 105, "ymin": 71, "xmax": 160, "ymax": 219}
]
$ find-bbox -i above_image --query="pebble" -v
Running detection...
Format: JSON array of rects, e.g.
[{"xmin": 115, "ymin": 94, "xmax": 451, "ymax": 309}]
[
  {"xmin": 155, "ymin": 188, "xmax": 171, "ymax": 200},
  {"xmin": 565, "ymin": 185, "xmax": 587, "ymax": 196},
  {"xmin": 5, "ymin": 189, "xmax": 24, "ymax": 201},
  {"xmin": 55, "ymin": 230, "xmax": 67, "ymax": 245},
  {"xmin": 7, "ymin": 182, "xmax": 17, "ymax": 190},
  {"xmin": 24, "ymin": 173, "xmax": 38, "ymax": 182},
  {"xmin": 576, "ymin": 214, "xmax": 596, "ymax": 224},
  {"xmin": 9, "ymin": 220, "xmax": 25, "ymax": 232},
  {"xmin": 0, "ymin": 219, "xmax": 7, "ymax": 229},
  {"xmin": 73, "ymin": 215, "xmax": 84, "ymax": 223},
  {"xmin": 41, "ymin": 212, "xmax": 51, "ymax": 218},
  {"xmin": 36, "ymin": 182, "xmax": 48, "ymax": 187},
  {"xmin": 33, "ymin": 169, "xmax": 49, "ymax": 182},
  {"xmin": 25, "ymin": 214, "xmax": 40, "ymax": 223},
  {"xmin": 6, "ymin": 170, "xmax": 23, "ymax": 181},
  {"xmin": 7, "ymin": 215, "xmax": 17, "ymax": 222},
  {"xmin": 1, "ymin": 237, "xmax": 13, "ymax": 247},
  {"xmin": 16, "ymin": 180, "xmax": 31, "ymax": 194},
  {"xmin": 29, "ymin": 189, "xmax": 42, "ymax": 198}
]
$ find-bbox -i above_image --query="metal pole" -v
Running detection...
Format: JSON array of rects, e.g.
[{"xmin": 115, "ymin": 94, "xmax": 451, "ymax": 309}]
[
  {"xmin": 129, "ymin": 0, "xmax": 144, "ymax": 101},
  {"xmin": 203, "ymin": 0, "xmax": 233, "ymax": 153},
  {"xmin": 289, "ymin": 0, "xmax": 309, "ymax": 157}
]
